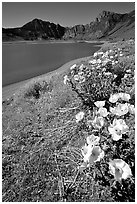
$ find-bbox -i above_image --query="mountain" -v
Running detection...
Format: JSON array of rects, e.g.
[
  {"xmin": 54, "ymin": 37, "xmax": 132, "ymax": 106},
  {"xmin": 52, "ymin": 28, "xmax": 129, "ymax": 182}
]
[
  {"xmin": 2, "ymin": 19, "xmax": 65, "ymax": 41},
  {"xmin": 2, "ymin": 10, "xmax": 135, "ymax": 41},
  {"xmin": 63, "ymin": 10, "xmax": 135, "ymax": 40}
]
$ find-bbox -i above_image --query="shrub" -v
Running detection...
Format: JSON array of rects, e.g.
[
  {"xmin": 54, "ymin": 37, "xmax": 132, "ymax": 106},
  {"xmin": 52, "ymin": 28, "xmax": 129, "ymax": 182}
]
[{"xmin": 23, "ymin": 80, "xmax": 53, "ymax": 99}]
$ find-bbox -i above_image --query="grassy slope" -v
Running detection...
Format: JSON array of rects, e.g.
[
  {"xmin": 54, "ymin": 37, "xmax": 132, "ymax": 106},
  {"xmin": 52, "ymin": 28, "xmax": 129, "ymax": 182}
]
[{"xmin": 2, "ymin": 40, "xmax": 135, "ymax": 202}]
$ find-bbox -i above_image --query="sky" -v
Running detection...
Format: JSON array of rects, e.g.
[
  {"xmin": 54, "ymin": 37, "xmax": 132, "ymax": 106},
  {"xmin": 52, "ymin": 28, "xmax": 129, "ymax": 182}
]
[{"xmin": 2, "ymin": 2, "xmax": 135, "ymax": 28}]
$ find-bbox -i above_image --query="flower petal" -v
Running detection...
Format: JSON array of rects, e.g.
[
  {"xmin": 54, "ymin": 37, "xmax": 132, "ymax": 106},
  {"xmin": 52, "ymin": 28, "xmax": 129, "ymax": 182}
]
[
  {"xmin": 86, "ymin": 135, "xmax": 100, "ymax": 146},
  {"xmin": 113, "ymin": 159, "xmax": 125, "ymax": 169},
  {"xmin": 76, "ymin": 111, "xmax": 85, "ymax": 123},
  {"xmin": 122, "ymin": 163, "xmax": 132, "ymax": 179},
  {"xmin": 81, "ymin": 144, "xmax": 88, "ymax": 156},
  {"xmin": 70, "ymin": 64, "xmax": 77, "ymax": 70},
  {"xmin": 118, "ymin": 93, "xmax": 131, "ymax": 101},
  {"xmin": 94, "ymin": 100, "xmax": 105, "ymax": 108},
  {"xmin": 109, "ymin": 93, "xmax": 119, "ymax": 103},
  {"xmin": 128, "ymin": 104, "xmax": 135, "ymax": 115},
  {"xmin": 111, "ymin": 132, "xmax": 122, "ymax": 141},
  {"xmin": 98, "ymin": 107, "xmax": 108, "ymax": 117},
  {"xmin": 109, "ymin": 159, "xmax": 132, "ymax": 181},
  {"xmin": 110, "ymin": 103, "xmax": 129, "ymax": 116},
  {"xmin": 63, "ymin": 75, "xmax": 69, "ymax": 84},
  {"xmin": 92, "ymin": 116, "xmax": 104, "ymax": 129}
]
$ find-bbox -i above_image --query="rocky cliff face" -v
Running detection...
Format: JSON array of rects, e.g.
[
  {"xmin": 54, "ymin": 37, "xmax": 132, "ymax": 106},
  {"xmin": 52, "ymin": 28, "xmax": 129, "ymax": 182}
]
[
  {"xmin": 2, "ymin": 10, "xmax": 135, "ymax": 41},
  {"xmin": 63, "ymin": 10, "xmax": 135, "ymax": 40},
  {"xmin": 21, "ymin": 19, "xmax": 65, "ymax": 39}
]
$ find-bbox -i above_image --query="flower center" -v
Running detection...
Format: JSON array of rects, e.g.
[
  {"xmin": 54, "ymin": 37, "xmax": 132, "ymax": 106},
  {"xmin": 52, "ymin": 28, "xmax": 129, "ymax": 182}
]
[{"xmin": 115, "ymin": 128, "xmax": 121, "ymax": 135}]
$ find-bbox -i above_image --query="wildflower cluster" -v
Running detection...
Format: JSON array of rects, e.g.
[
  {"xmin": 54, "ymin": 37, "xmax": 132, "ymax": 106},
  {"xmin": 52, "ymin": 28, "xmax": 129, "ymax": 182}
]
[
  {"xmin": 63, "ymin": 47, "xmax": 130, "ymax": 107},
  {"xmin": 76, "ymin": 92, "xmax": 134, "ymax": 179},
  {"xmin": 74, "ymin": 93, "xmax": 134, "ymax": 202},
  {"xmin": 63, "ymin": 44, "xmax": 135, "ymax": 201}
]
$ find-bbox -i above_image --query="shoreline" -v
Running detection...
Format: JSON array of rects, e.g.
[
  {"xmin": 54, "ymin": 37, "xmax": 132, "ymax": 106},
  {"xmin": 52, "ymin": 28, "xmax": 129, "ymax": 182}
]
[
  {"xmin": 2, "ymin": 41, "xmax": 108, "ymax": 101},
  {"xmin": 2, "ymin": 56, "xmax": 93, "ymax": 100},
  {"xmin": 2, "ymin": 40, "xmax": 76, "ymax": 45}
]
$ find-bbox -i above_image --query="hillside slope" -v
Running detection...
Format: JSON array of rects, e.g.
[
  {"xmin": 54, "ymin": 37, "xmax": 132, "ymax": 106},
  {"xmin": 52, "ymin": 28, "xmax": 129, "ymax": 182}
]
[{"xmin": 2, "ymin": 39, "xmax": 135, "ymax": 201}]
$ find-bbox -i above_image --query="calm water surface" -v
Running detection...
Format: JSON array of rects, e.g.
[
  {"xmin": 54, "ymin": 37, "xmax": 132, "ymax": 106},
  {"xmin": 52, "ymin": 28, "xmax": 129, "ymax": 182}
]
[{"xmin": 2, "ymin": 42, "xmax": 101, "ymax": 86}]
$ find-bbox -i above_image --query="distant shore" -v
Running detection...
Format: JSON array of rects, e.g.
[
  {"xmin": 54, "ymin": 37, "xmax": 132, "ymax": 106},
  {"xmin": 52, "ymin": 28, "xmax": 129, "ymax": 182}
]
[
  {"xmin": 2, "ymin": 39, "xmax": 76, "ymax": 45},
  {"xmin": 2, "ymin": 39, "xmax": 105, "ymax": 45}
]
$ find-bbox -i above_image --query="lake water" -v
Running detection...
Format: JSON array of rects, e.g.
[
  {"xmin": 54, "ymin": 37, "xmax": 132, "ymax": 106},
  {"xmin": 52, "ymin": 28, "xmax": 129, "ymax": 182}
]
[{"xmin": 2, "ymin": 42, "xmax": 101, "ymax": 87}]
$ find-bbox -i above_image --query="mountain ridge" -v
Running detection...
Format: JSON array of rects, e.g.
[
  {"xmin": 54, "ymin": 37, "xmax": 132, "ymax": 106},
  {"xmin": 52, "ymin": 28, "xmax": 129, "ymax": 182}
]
[{"xmin": 2, "ymin": 10, "xmax": 135, "ymax": 41}]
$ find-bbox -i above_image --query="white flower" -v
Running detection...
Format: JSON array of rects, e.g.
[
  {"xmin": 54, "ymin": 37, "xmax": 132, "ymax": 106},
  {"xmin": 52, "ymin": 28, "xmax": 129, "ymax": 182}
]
[
  {"xmin": 70, "ymin": 64, "xmax": 77, "ymax": 70},
  {"xmin": 74, "ymin": 74, "xmax": 79, "ymax": 81},
  {"xmin": 86, "ymin": 120, "xmax": 93, "ymax": 129},
  {"xmin": 110, "ymin": 103, "xmax": 129, "ymax": 116},
  {"xmin": 112, "ymin": 61, "xmax": 115, "ymax": 65},
  {"xmin": 96, "ymin": 59, "xmax": 102, "ymax": 64},
  {"xmin": 110, "ymin": 55, "xmax": 114, "ymax": 59},
  {"xmin": 81, "ymin": 145, "xmax": 104, "ymax": 166},
  {"xmin": 113, "ymin": 74, "xmax": 117, "ymax": 79},
  {"xmin": 89, "ymin": 59, "xmax": 97, "ymax": 65},
  {"xmin": 75, "ymin": 111, "xmax": 85, "ymax": 123},
  {"xmin": 92, "ymin": 116, "xmax": 105, "ymax": 129},
  {"xmin": 79, "ymin": 64, "xmax": 84, "ymax": 70},
  {"xmin": 86, "ymin": 135, "xmax": 100, "ymax": 147},
  {"xmin": 81, "ymin": 144, "xmax": 92, "ymax": 163},
  {"xmin": 94, "ymin": 52, "xmax": 98, "ymax": 57},
  {"xmin": 94, "ymin": 52, "xmax": 104, "ymax": 58},
  {"xmin": 104, "ymin": 72, "xmax": 112, "ymax": 76},
  {"xmin": 124, "ymin": 74, "xmax": 128, "ymax": 78},
  {"xmin": 102, "ymin": 59, "xmax": 111, "ymax": 66},
  {"xmin": 97, "ymin": 51, "xmax": 104, "ymax": 56},
  {"xmin": 71, "ymin": 70, "xmax": 75, "ymax": 75},
  {"xmin": 118, "ymin": 93, "xmax": 131, "ymax": 101},
  {"xmin": 94, "ymin": 100, "xmax": 105, "ymax": 108},
  {"xmin": 109, "ymin": 93, "xmax": 131, "ymax": 103},
  {"xmin": 79, "ymin": 76, "xmax": 86, "ymax": 83},
  {"xmin": 119, "ymin": 53, "xmax": 123, "ymax": 57},
  {"xmin": 89, "ymin": 146, "xmax": 104, "ymax": 164},
  {"xmin": 96, "ymin": 65, "xmax": 101, "ymax": 69},
  {"xmin": 73, "ymin": 72, "xmax": 85, "ymax": 83},
  {"xmin": 128, "ymin": 104, "xmax": 135, "ymax": 114},
  {"xmin": 108, "ymin": 118, "xmax": 129, "ymax": 141},
  {"xmin": 126, "ymin": 69, "xmax": 131, "ymax": 73},
  {"xmin": 109, "ymin": 159, "xmax": 132, "ymax": 181},
  {"xmin": 109, "ymin": 93, "xmax": 119, "ymax": 103},
  {"xmin": 78, "ymin": 71, "xmax": 84, "ymax": 76},
  {"xmin": 97, "ymin": 107, "xmax": 109, "ymax": 117},
  {"xmin": 102, "ymin": 68, "xmax": 106, "ymax": 72},
  {"xmin": 87, "ymin": 72, "xmax": 91, "ymax": 77},
  {"xmin": 105, "ymin": 50, "xmax": 109, "ymax": 55},
  {"xmin": 63, "ymin": 75, "xmax": 69, "ymax": 85}
]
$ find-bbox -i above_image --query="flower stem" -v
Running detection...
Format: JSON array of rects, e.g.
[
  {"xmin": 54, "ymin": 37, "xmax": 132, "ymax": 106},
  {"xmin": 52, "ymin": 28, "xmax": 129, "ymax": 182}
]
[{"xmin": 97, "ymin": 163, "xmax": 105, "ymax": 179}]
